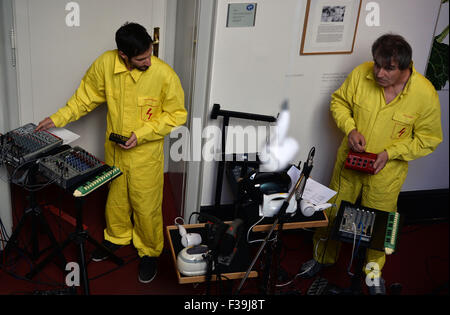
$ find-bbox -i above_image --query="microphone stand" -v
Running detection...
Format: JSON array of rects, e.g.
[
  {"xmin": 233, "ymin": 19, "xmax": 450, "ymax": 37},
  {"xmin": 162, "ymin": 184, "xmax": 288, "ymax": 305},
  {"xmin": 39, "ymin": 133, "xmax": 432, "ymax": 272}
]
[{"xmin": 235, "ymin": 147, "xmax": 315, "ymax": 295}]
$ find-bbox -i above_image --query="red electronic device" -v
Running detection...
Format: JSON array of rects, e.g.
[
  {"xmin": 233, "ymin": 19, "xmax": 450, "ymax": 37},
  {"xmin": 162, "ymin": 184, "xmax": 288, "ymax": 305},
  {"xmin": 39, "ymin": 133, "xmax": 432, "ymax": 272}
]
[{"xmin": 345, "ymin": 150, "xmax": 378, "ymax": 174}]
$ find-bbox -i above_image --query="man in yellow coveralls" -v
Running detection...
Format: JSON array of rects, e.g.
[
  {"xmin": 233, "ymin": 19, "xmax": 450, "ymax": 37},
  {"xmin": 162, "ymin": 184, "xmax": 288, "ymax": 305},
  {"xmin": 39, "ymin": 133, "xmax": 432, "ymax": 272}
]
[
  {"xmin": 299, "ymin": 34, "xmax": 442, "ymax": 294},
  {"xmin": 36, "ymin": 22, "xmax": 187, "ymax": 283}
]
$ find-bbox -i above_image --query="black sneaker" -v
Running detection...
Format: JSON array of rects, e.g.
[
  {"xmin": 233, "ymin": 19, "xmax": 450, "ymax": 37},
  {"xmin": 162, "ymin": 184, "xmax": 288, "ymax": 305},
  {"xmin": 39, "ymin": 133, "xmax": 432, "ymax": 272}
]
[
  {"xmin": 138, "ymin": 256, "xmax": 158, "ymax": 284},
  {"xmin": 91, "ymin": 240, "xmax": 123, "ymax": 262}
]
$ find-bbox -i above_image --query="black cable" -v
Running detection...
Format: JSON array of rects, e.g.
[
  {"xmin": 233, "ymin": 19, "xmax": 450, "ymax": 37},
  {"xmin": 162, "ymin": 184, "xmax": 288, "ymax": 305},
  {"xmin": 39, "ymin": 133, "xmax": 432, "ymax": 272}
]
[{"xmin": 315, "ymin": 162, "xmax": 346, "ymax": 266}]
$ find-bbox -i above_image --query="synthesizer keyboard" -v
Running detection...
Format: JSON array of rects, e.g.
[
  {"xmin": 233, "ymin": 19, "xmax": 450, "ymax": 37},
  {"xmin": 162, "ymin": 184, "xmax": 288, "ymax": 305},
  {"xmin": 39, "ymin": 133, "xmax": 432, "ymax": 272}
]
[
  {"xmin": 73, "ymin": 166, "xmax": 122, "ymax": 197},
  {"xmin": 38, "ymin": 146, "xmax": 106, "ymax": 190},
  {"xmin": 384, "ymin": 212, "xmax": 400, "ymax": 255},
  {"xmin": 1, "ymin": 123, "xmax": 62, "ymax": 166}
]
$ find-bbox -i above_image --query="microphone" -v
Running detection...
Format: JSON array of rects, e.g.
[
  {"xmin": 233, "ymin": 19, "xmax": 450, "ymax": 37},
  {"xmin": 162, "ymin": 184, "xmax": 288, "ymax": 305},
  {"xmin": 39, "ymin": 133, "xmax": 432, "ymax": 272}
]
[
  {"xmin": 294, "ymin": 147, "xmax": 315, "ymax": 201},
  {"xmin": 302, "ymin": 147, "xmax": 315, "ymax": 179}
]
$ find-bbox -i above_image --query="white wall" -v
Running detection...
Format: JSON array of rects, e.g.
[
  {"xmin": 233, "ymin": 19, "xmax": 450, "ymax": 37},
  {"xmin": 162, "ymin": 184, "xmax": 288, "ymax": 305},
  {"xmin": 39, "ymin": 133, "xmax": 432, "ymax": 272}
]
[
  {"xmin": 403, "ymin": 0, "xmax": 449, "ymax": 191},
  {"xmin": 200, "ymin": 0, "xmax": 447, "ymax": 206}
]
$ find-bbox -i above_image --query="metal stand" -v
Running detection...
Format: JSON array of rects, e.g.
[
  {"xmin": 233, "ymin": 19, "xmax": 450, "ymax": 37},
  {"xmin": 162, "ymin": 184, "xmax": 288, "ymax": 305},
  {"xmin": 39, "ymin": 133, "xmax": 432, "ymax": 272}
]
[
  {"xmin": 26, "ymin": 197, "xmax": 124, "ymax": 295},
  {"xmin": 348, "ymin": 246, "xmax": 367, "ymax": 295},
  {"xmin": 235, "ymin": 147, "xmax": 315, "ymax": 295},
  {"xmin": 210, "ymin": 104, "xmax": 277, "ymax": 209},
  {"xmin": 2, "ymin": 164, "xmax": 66, "ymax": 272}
]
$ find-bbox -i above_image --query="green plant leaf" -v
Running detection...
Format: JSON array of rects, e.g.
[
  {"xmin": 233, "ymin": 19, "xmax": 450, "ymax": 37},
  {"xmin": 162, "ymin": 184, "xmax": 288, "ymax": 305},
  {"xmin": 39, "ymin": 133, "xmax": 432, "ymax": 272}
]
[{"xmin": 426, "ymin": 36, "xmax": 449, "ymax": 91}]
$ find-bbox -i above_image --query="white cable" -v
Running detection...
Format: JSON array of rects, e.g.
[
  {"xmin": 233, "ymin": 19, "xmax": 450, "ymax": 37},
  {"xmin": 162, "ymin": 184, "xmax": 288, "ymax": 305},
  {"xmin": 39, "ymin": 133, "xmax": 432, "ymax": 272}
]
[
  {"xmin": 174, "ymin": 216, "xmax": 185, "ymax": 226},
  {"xmin": 246, "ymin": 216, "xmax": 278, "ymax": 244},
  {"xmin": 276, "ymin": 257, "xmax": 319, "ymax": 288},
  {"xmin": 246, "ymin": 216, "xmax": 265, "ymax": 244},
  {"xmin": 314, "ymin": 237, "xmax": 328, "ymax": 260}
]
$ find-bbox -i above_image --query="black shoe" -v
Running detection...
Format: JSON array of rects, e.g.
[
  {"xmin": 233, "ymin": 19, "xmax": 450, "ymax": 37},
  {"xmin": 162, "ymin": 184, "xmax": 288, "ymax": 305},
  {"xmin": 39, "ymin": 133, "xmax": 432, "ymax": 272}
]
[
  {"xmin": 91, "ymin": 240, "xmax": 122, "ymax": 262},
  {"xmin": 299, "ymin": 259, "xmax": 330, "ymax": 279},
  {"xmin": 138, "ymin": 256, "xmax": 158, "ymax": 284}
]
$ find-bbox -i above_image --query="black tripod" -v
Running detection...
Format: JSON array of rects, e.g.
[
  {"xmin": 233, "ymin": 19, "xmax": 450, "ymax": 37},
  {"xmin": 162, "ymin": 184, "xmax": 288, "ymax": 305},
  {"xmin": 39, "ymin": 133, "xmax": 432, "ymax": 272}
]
[
  {"xmin": 235, "ymin": 147, "xmax": 316, "ymax": 295},
  {"xmin": 26, "ymin": 192, "xmax": 125, "ymax": 295},
  {"xmin": 2, "ymin": 163, "xmax": 66, "ymax": 271}
]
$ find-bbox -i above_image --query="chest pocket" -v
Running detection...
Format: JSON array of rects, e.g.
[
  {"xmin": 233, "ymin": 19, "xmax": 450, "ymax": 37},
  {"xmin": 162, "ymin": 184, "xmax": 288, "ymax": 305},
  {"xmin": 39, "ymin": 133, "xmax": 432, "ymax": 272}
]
[
  {"xmin": 391, "ymin": 111, "xmax": 417, "ymax": 140},
  {"xmin": 352, "ymin": 100, "xmax": 372, "ymax": 131},
  {"xmin": 138, "ymin": 96, "xmax": 160, "ymax": 122}
]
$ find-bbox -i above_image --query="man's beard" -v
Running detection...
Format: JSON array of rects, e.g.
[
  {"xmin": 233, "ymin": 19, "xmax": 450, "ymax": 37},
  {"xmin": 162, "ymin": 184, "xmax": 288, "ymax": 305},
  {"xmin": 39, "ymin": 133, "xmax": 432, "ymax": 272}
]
[{"xmin": 137, "ymin": 65, "xmax": 149, "ymax": 72}]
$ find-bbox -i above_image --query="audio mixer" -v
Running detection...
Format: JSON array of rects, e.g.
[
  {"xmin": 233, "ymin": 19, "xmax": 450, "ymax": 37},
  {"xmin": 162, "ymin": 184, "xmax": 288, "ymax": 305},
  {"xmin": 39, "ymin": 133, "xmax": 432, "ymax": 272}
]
[
  {"xmin": 1, "ymin": 123, "xmax": 62, "ymax": 166},
  {"xmin": 38, "ymin": 146, "xmax": 107, "ymax": 190},
  {"xmin": 337, "ymin": 203, "xmax": 376, "ymax": 245},
  {"xmin": 332, "ymin": 201, "xmax": 402, "ymax": 253}
]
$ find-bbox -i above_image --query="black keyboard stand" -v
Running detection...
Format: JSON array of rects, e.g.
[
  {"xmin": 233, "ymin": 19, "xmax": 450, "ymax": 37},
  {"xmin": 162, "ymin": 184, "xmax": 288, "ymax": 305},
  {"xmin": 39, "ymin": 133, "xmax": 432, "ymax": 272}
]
[
  {"xmin": 2, "ymin": 164, "xmax": 66, "ymax": 272},
  {"xmin": 26, "ymin": 191, "xmax": 124, "ymax": 295}
]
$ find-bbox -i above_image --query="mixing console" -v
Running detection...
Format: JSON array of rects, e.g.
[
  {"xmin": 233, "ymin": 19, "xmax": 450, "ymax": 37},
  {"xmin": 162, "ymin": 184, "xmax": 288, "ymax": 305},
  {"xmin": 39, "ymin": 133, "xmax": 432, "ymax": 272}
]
[
  {"xmin": 1, "ymin": 123, "xmax": 62, "ymax": 166},
  {"xmin": 38, "ymin": 146, "xmax": 105, "ymax": 189}
]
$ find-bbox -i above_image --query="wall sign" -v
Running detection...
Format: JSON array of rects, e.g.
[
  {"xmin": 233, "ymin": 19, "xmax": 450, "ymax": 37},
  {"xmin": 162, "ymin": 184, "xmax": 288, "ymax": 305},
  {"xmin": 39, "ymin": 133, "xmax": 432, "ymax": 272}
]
[{"xmin": 226, "ymin": 3, "xmax": 257, "ymax": 28}]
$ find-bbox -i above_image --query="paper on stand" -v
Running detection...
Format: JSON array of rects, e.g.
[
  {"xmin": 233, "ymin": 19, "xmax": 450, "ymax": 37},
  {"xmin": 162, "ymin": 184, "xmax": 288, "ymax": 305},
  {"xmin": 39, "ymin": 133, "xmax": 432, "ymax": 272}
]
[
  {"xmin": 287, "ymin": 166, "xmax": 336, "ymax": 205},
  {"xmin": 302, "ymin": 178, "xmax": 336, "ymax": 205},
  {"xmin": 49, "ymin": 128, "xmax": 80, "ymax": 145}
]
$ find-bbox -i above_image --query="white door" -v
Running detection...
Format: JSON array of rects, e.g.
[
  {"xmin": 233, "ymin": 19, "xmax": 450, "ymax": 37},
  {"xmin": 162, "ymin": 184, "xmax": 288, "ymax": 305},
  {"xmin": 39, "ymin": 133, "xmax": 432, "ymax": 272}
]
[{"xmin": 12, "ymin": 0, "xmax": 168, "ymax": 159}]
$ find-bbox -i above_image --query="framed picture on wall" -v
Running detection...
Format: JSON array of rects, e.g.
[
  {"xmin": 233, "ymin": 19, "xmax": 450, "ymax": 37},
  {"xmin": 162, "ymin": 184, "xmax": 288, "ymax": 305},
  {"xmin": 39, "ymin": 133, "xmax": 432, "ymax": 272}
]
[{"xmin": 300, "ymin": 0, "xmax": 362, "ymax": 55}]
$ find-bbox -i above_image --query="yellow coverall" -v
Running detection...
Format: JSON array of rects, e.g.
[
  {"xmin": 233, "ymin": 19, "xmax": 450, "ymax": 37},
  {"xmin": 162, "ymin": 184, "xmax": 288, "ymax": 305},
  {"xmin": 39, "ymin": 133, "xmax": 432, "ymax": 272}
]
[
  {"xmin": 313, "ymin": 61, "xmax": 442, "ymax": 277},
  {"xmin": 50, "ymin": 50, "xmax": 187, "ymax": 258}
]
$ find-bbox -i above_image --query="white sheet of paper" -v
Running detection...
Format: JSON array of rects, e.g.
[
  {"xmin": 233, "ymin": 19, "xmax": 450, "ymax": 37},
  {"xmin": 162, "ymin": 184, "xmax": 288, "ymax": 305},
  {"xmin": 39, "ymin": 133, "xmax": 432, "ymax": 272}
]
[
  {"xmin": 287, "ymin": 165, "xmax": 301, "ymax": 194},
  {"xmin": 48, "ymin": 127, "xmax": 80, "ymax": 145},
  {"xmin": 302, "ymin": 178, "xmax": 337, "ymax": 205}
]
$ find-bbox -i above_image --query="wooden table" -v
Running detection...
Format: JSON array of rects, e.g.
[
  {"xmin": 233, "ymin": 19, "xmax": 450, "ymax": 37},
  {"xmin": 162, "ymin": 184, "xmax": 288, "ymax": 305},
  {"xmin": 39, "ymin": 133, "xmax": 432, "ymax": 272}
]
[{"xmin": 166, "ymin": 222, "xmax": 258, "ymax": 284}]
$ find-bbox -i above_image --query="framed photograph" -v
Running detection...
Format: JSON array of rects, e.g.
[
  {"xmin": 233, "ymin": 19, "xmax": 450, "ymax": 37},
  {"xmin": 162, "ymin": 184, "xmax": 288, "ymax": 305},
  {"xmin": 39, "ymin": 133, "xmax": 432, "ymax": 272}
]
[{"xmin": 300, "ymin": 0, "xmax": 362, "ymax": 55}]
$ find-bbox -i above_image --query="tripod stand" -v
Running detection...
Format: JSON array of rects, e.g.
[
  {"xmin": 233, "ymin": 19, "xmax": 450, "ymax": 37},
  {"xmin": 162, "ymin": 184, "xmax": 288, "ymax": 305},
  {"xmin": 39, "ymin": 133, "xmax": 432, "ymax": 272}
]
[
  {"xmin": 26, "ymin": 179, "xmax": 124, "ymax": 294},
  {"xmin": 235, "ymin": 147, "xmax": 315, "ymax": 295},
  {"xmin": 2, "ymin": 163, "xmax": 66, "ymax": 271}
]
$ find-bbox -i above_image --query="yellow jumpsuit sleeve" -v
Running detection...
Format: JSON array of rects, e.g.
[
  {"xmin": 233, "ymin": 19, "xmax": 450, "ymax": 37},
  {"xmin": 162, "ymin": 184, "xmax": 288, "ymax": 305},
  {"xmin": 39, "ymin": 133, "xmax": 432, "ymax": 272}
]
[
  {"xmin": 385, "ymin": 90, "xmax": 443, "ymax": 161},
  {"xmin": 133, "ymin": 74, "xmax": 187, "ymax": 144},
  {"xmin": 330, "ymin": 69, "xmax": 358, "ymax": 136},
  {"xmin": 50, "ymin": 58, "xmax": 106, "ymax": 127}
]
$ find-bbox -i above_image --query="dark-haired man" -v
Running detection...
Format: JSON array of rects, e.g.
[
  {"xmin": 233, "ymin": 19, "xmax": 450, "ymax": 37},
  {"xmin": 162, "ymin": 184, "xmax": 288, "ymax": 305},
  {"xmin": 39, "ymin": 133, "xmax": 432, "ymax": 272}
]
[
  {"xmin": 299, "ymin": 34, "xmax": 442, "ymax": 294},
  {"xmin": 36, "ymin": 22, "xmax": 187, "ymax": 283}
]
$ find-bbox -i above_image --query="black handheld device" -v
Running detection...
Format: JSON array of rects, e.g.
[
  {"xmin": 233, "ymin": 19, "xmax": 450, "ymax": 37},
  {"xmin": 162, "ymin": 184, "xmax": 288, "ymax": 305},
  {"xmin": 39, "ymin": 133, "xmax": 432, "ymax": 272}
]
[{"xmin": 109, "ymin": 133, "xmax": 129, "ymax": 145}]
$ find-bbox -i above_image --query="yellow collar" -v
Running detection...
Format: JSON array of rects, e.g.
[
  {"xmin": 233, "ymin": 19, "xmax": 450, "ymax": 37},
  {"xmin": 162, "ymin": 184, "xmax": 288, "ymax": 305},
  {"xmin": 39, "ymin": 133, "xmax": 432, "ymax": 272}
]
[{"xmin": 113, "ymin": 50, "xmax": 144, "ymax": 83}]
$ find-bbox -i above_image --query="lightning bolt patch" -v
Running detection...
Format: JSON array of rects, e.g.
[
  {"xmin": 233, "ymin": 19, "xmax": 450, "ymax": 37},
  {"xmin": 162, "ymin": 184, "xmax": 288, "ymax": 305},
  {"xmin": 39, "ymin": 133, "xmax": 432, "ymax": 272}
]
[{"xmin": 146, "ymin": 108, "xmax": 153, "ymax": 120}]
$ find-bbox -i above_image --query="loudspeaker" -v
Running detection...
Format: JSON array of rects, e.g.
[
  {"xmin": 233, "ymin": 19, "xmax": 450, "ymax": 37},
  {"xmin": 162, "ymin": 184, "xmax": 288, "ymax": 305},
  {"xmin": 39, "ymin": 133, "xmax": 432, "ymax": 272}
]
[
  {"xmin": 177, "ymin": 224, "xmax": 202, "ymax": 248},
  {"xmin": 300, "ymin": 199, "xmax": 333, "ymax": 217}
]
